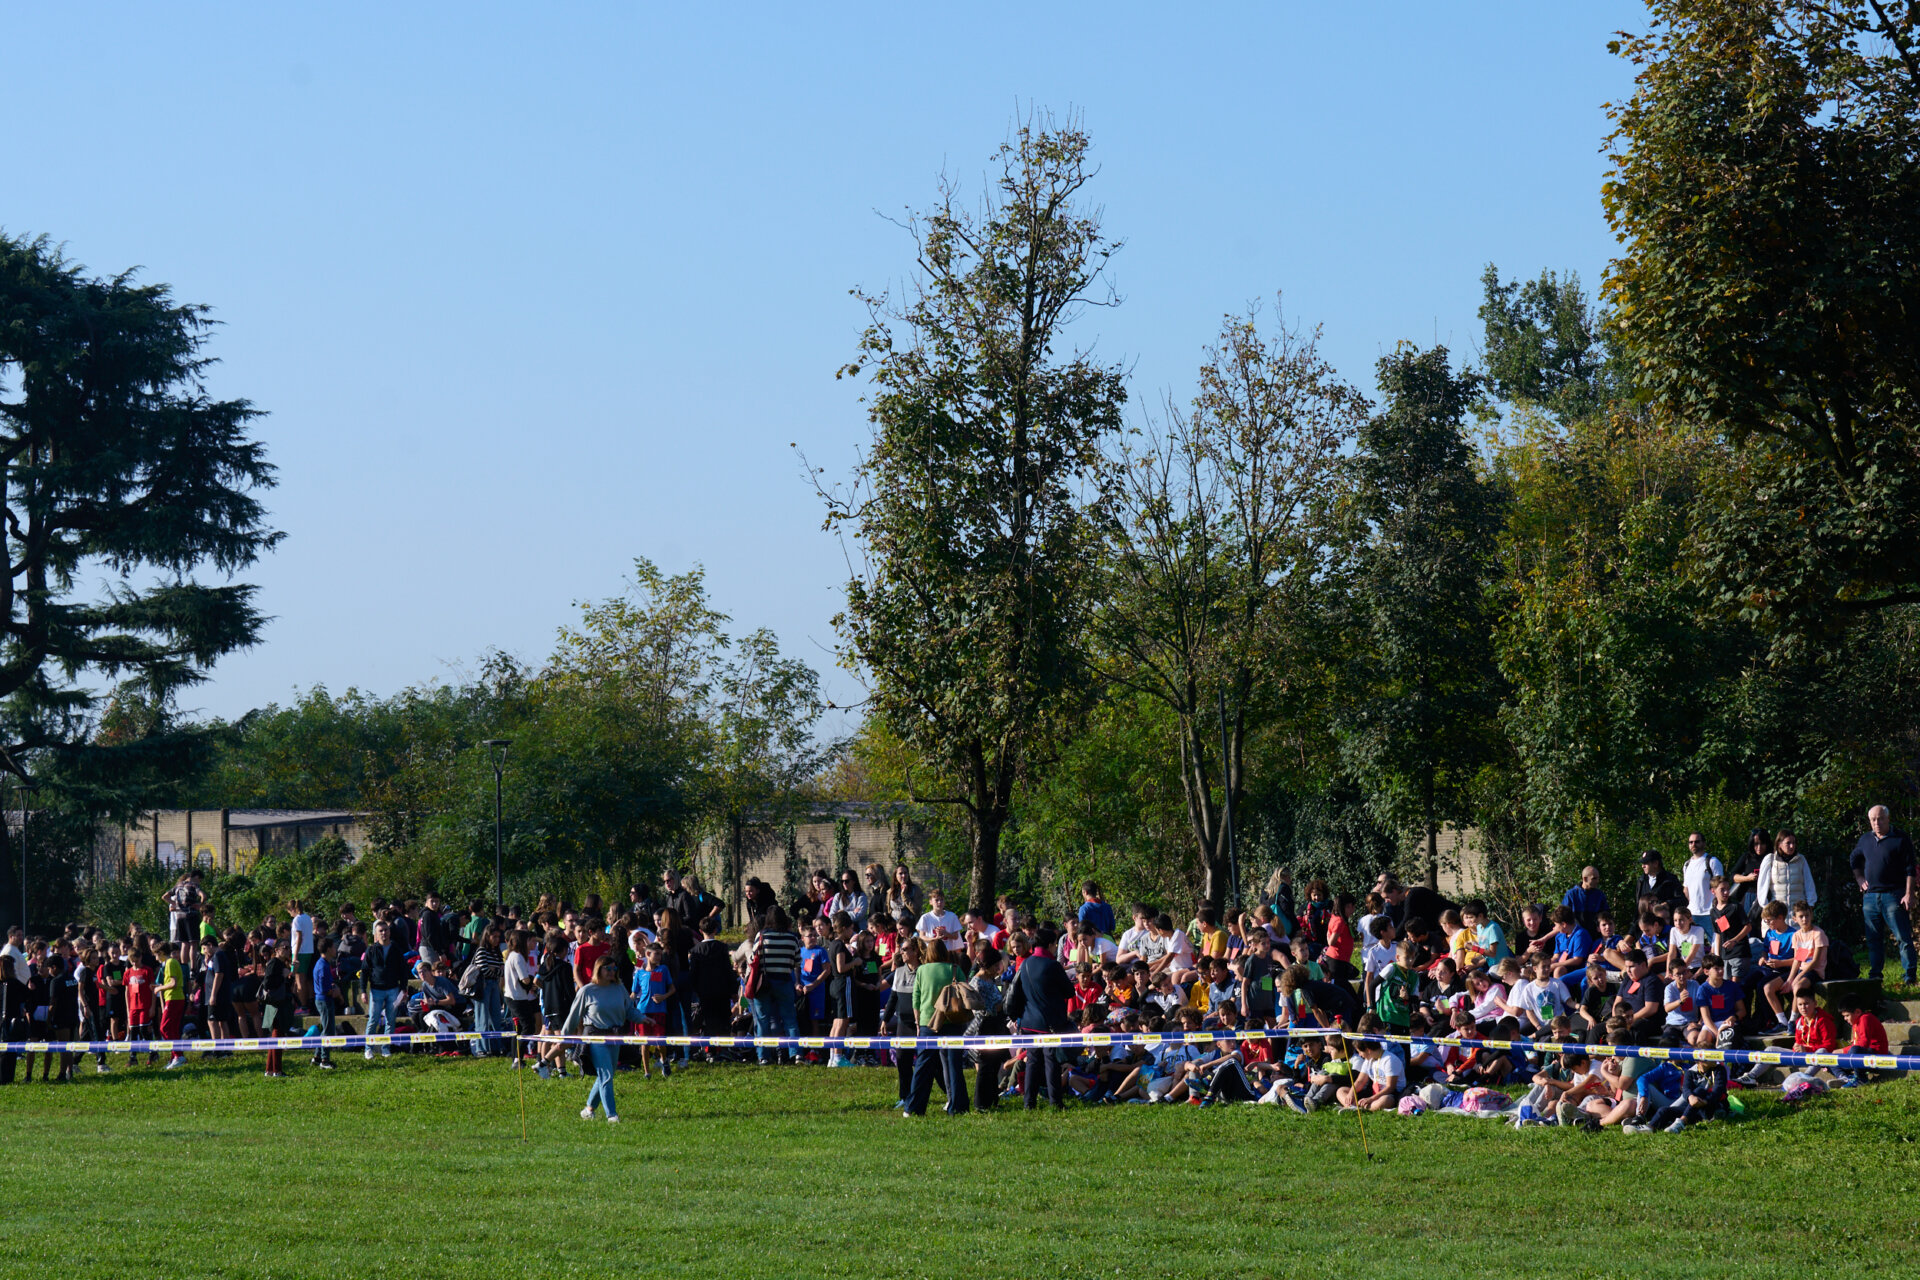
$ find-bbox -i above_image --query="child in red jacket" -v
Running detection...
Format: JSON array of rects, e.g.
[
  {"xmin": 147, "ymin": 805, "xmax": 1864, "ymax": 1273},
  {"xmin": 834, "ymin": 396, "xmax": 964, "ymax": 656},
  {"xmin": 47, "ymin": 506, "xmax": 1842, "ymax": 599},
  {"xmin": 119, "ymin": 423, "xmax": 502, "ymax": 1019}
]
[{"xmin": 1834, "ymin": 990, "xmax": 1888, "ymax": 1086}]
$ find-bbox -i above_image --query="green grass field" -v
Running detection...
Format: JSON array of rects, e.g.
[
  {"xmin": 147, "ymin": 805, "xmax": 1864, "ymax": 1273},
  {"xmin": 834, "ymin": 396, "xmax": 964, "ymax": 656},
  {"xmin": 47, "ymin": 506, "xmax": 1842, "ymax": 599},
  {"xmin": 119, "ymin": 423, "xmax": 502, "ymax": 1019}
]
[{"xmin": 3, "ymin": 1053, "xmax": 1919, "ymax": 1279}]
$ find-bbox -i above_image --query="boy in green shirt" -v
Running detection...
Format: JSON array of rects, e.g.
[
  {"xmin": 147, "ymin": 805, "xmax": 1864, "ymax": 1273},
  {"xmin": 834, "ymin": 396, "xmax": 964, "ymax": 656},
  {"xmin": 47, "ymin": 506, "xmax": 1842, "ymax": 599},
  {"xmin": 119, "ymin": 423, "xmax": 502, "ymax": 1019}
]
[{"xmin": 156, "ymin": 942, "xmax": 190, "ymax": 1069}]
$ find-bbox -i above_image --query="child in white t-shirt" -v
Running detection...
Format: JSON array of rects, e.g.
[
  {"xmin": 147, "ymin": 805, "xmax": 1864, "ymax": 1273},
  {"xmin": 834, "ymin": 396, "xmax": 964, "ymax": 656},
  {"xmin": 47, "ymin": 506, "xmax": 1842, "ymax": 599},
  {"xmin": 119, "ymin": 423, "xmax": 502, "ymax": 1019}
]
[{"xmin": 1666, "ymin": 906, "xmax": 1708, "ymax": 973}]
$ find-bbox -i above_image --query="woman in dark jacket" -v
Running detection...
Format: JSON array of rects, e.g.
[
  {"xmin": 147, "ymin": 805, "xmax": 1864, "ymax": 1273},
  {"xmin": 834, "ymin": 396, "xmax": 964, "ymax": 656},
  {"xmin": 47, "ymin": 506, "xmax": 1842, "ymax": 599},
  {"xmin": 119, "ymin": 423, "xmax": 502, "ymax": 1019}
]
[
  {"xmin": 363, "ymin": 921, "xmax": 408, "ymax": 1058},
  {"xmin": 258, "ymin": 942, "xmax": 296, "ymax": 1078}
]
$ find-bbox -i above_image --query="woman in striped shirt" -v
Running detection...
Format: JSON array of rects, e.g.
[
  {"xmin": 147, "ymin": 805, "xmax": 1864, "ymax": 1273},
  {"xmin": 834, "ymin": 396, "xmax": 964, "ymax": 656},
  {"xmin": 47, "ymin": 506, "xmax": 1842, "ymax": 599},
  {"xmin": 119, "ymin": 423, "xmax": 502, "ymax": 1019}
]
[{"xmin": 749, "ymin": 908, "xmax": 802, "ymax": 1065}]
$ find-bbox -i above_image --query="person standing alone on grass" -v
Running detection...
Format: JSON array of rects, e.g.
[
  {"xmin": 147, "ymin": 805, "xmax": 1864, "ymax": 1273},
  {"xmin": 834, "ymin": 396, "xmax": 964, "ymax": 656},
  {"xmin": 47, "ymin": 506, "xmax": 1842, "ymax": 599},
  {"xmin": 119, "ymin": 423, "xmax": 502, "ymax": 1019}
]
[
  {"xmin": 1851, "ymin": 805, "xmax": 1917, "ymax": 985},
  {"xmin": 562, "ymin": 954, "xmax": 630, "ymax": 1124}
]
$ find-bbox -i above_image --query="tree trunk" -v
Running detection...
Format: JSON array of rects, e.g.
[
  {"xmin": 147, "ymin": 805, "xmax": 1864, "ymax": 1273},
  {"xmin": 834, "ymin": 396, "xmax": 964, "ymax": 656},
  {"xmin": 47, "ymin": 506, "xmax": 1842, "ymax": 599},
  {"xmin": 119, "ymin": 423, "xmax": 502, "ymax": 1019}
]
[
  {"xmin": 1423, "ymin": 769, "xmax": 1439, "ymax": 890},
  {"xmin": 969, "ymin": 811, "xmax": 1003, "ymax": 915},
  {"xmin": 0, "ymin": 815, "xmax": 13, "ymax": 933}
]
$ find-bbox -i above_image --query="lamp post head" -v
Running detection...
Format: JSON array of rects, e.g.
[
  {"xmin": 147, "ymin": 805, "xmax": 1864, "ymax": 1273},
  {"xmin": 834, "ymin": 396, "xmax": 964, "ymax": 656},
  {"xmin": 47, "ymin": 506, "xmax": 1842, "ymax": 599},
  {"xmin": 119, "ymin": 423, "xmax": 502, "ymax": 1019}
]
[{"xmin": 481, "ymin": 739, "xmax": 511, "ymax": 770}]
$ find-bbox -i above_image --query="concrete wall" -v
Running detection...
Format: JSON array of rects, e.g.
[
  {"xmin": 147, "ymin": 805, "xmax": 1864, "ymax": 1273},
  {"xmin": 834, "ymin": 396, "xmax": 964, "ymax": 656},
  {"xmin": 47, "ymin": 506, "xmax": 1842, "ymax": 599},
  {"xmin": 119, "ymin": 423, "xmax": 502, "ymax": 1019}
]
[{"xmin": 113, "ymin": 812, "xmax": 371, "ymax": 875}]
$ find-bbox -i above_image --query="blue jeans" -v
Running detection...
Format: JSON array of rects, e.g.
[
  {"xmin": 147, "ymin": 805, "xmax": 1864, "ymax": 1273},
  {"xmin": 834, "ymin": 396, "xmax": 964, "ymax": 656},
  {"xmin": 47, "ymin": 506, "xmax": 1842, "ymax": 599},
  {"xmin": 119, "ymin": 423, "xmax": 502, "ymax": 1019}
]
[
  {"xmin": 750, "ymin": 982, "xmax": 798, "ymax": 1064},
  {"xmin": 312, "ymin": 996, "xmax": 334, "ymax": 1063},
  {"xmin": 470, "ymin": 980, "xmax": 500, "ymax": 1056},
  {"xmin": 586, "ymin": 1041, "xmax": 617, "ymax": 1118},
  {"xmin": 1862, "ymin": 891, "xmax": 1916, "ymax": 980},
  {"xmin": 367, "ymin": 987, "xmax": 399, "ymax": 1039}
]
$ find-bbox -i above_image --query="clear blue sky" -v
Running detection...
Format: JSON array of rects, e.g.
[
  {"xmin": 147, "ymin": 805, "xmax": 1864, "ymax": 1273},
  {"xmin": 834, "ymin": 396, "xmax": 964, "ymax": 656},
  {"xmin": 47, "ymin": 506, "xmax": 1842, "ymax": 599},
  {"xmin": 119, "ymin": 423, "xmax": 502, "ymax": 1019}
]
[{"xmin": 2, "ymin": 2, "xmax": 1645, "ymax": 727}]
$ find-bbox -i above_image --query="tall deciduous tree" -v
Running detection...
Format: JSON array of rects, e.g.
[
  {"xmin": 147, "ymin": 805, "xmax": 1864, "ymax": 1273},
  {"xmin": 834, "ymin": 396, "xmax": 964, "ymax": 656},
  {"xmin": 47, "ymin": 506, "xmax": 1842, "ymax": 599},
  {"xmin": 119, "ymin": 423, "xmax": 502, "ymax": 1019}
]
[
  {"xmin": 819, "ymin": 120, "xmax": 1126, "ymax": 910},
  {"xmin": 1100, "ymin": 304, "xmax": 1362, "ymax": 911},
  {"xmin": 1604, "ymin": 1, "xmax": 1920, "ymax": 647},
  {"xmin": 1338, "ymin": 346, "xmax": 1504, "ymax": 887},
  {"xmin": 0, "ymin": 234, "xmax": 278, "ymax": 928}
]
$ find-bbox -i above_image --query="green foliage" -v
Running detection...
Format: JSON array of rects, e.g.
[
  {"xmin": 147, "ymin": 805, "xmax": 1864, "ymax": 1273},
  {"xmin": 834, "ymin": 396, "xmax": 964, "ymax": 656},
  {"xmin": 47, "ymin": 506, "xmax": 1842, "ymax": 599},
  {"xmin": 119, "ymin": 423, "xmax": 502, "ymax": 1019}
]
[
  {"xmin": 0, "ymin": 233, "xmax": 279, "ymax": 928},
  {"xmin": 1337, "ymin": 345, "xmax": 1506, "ymax": 878},
  {"xmin": 1605, "ymin": 2, "xmax": 1920, "ymax": 647},
  {"xmin": 1477, "ymin": 264, "xmax": 1621, "ymax": 425},
  {"xmin": 823, "ymin": 118, "xmax": 1126, "ymax": 908},
  {"xmin": 1099, "ymin": 302, "xmax": 1363, "ymax": 908}
]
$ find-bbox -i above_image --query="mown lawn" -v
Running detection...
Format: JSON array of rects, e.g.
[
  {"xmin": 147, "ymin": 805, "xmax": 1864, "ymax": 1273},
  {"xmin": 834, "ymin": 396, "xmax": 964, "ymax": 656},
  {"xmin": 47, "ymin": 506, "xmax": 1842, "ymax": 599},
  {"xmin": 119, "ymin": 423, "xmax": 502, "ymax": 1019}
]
[{"xmin": 3, "ymin": 1052, "xmax": 1918, "ymax": 1279}]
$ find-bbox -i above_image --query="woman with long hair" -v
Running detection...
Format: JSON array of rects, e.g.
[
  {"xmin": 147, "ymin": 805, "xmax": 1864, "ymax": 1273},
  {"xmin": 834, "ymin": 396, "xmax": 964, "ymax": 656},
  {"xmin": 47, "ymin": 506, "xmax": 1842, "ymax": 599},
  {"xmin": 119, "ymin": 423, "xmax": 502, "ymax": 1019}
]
[
  {"xmin": 505, "ymin": 928, "xmax": 541, "ymax": 1069},
  {"xmin": 257, "ymin": 940, "xmax": 295, "ymax": 1078},
  {"xmin": 887, "ymin": 866, "xmax": 921, "ymax": 922},
  {"xmin": 887, "ymin": 934, "xmax": 925, "ymax": 1107},
  {"xmin": 561, "ymin": 955, "xmax": 631, "ymax": 1124},
  {"xmin": 748, "ymin": 907, "xmax": 802, "ymax": 1065},
  {"xmin": 467, "ymin": 925, "xmax": 505, "ymax": 1058}
]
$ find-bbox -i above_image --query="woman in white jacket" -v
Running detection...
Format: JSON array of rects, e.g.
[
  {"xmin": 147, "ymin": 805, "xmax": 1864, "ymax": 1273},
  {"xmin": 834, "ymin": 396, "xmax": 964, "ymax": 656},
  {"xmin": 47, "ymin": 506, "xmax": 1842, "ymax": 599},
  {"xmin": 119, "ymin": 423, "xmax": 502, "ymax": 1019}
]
[{"xmin": 1757, "ymin": 831, "xmax": 1818, "ymax": 914}]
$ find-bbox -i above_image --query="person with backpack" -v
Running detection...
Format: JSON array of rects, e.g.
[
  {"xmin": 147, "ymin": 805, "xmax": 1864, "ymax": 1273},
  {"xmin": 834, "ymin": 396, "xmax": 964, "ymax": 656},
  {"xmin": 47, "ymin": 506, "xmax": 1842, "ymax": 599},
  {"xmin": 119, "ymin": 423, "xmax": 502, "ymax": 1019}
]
[{"xmin": 905, "ymin": 938, "xmax": 965, "ymax": 1116}]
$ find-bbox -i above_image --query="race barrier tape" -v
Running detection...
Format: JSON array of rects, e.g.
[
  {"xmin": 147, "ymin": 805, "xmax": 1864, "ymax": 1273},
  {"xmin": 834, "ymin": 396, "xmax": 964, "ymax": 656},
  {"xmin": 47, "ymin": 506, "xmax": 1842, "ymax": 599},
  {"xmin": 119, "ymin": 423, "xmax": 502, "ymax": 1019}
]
[
  {"xmin": 7, "ymin": 1025, "xmax": 1911, "ymax": 1074},
  {"xmin": 523, "ymin": 1027, "xmax": 1920, "ymax": 1073},
  {"xmin": 0, "ymin": 1031, "xmax": 511, "ymax": 1054}
]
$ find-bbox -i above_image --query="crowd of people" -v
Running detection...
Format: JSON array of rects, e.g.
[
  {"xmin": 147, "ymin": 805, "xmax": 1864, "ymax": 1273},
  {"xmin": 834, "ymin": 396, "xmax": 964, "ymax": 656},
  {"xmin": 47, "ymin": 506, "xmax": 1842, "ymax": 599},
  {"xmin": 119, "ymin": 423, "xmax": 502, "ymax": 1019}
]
[{"xmin": 1, "ymin": 810, "xmax": 1912, "ymax": 1133}]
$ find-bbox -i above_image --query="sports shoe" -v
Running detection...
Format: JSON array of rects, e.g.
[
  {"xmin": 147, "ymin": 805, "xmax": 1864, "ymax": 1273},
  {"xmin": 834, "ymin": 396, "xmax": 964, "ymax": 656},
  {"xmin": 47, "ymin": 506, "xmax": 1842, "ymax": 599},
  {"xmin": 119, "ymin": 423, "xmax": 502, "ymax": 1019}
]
[
  {"xmin": 364, "ymin": 1048, "xmax": 376, "ymax": 1061},
  {"xmin": 1301, "ymin": 1096, "xmax": 1319, "ymax": 1114},
  {"xmin": 313, "ymin": 1061, "xmax": 334, "ymax": 1070},
  {"xmin": 580, "ymin": 1106, "xmax": 596, "ymax": 1120},
  {"xmin": 95, "ymin": 1064, "xmax": 109, "ymax": 1074},
  {"xmin": 1665, "ymin": 1119, "xmax": 1687, "ymax": 1133},
  {"xmin": 606, "ymin": 1115, "xmax": 620, "ymax": 1124},
  {"xmin": 380, "ymin": 1047, "xmax": 391, "ymax": 1058},
  {"xmin": 1830, "ymin": 1074, "xmax": 1861, "ymax": 1088},
  {"xmin": 536, "ymin": 1064, "xmax": 551, "ymax": 1080},
  {"xmin": 1621, "ymin": 1123, "xmax": 1648, "ymax": 1134},
  {"xmin": 1282, "ymin": 1090, "xmax": 1308, "ymax": 1115},
  {"xmin": 165, "ymin": 1057, "xmax": 184, "ymax": 1070},
  {"xmin": 1338, "ymin": 1105, "xmax": 1358, "ymax": 1114}
]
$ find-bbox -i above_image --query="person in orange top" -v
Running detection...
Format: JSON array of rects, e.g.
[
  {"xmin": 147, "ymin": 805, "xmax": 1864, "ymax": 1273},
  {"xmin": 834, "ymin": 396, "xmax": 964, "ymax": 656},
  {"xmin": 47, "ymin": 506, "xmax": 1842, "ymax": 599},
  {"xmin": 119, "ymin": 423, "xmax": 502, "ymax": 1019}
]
[{"xmin": 1323, "ymin": 894, "xmax": 1358, "ymax": 981}]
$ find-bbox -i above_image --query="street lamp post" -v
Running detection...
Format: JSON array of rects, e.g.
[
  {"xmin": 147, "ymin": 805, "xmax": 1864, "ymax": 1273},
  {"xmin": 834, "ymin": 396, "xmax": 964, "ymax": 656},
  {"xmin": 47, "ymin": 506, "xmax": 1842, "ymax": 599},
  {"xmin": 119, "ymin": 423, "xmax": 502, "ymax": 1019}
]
[
  {"xmin": 482, "ymin": 740, "xmax": 511, "ymax": 910},
  {"xmin": 16, "ymin": 779, "xmax": 36, "ymax": 936}
]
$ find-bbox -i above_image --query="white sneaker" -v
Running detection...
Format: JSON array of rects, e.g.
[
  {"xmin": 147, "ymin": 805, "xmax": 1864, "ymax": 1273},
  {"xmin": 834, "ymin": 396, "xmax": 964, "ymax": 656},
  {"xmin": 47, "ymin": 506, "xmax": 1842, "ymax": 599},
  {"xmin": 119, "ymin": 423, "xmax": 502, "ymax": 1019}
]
[
  {"xmin": 1665, "ymin": 1119, "xmax": 1687, "ymax": 1134},
  {"xmin": 580, "ymin": 1106, "xmax": 595, "ymax": 1120},
  {"xmin": 364, "ymin": 1048, "xmax": 376, "ymax": 1061},
  {"xmin": 606, "ymin": 1115, "xmax": 620, "ymax": 1124},
  {"xmin": 380, "ymin": 1047, "xmax": 391, "ymax": 1058},
  {"xmin": 165, "ymin": 1058, "xmax": 184, "ymax": 1070},
  {"xmin": 1622, "ymin": 1123, "xmax": 1648, "ymax": 1134},
  {"xmin": 95, "ymin": 1064, "xmax": 110, "ymax": 1074}
]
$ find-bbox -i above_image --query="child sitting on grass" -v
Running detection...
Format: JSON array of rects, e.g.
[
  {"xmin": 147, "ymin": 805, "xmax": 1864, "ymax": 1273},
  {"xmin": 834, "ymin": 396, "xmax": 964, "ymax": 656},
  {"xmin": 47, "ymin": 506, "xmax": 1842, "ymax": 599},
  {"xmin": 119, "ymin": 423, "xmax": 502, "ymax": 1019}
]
[
  {"xmin": 1335, "ymin": 1037, "xmax": 1403, "ymax": 1113},
  {"xmin": 1649, "ymin": 1057, "xmax": 1729, "ymax": 1132}
]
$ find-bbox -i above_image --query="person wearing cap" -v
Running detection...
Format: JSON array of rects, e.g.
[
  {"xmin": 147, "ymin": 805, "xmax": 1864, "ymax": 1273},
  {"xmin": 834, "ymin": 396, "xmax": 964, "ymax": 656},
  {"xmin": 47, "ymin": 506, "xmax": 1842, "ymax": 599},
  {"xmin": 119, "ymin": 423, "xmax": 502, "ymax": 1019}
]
[{"xmin": 1633, "ymin": 852, "xmax": 1684, "ymax": 911}]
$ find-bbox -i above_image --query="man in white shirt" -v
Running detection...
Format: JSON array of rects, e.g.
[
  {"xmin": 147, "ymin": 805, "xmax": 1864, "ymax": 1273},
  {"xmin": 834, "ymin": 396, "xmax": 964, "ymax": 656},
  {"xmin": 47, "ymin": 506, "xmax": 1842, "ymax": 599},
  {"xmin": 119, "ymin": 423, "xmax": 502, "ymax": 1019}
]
[
  {"xmin": 1681, "ymin": 833, "xmax": 1724, "ymax": 918},
  {"xmin": 916, "ymin": 889, "xmax": 962, "ymax": 955},
  {"xmin": 1116, "ymin": 907, "xmax": 1154, "ymax": 963},
  {"xmin": 289, "ymin": 898, "xmax": 317, "ymax": 1007},
  {"xmin": 0, "ymin": 925, "xmax": 28, "ymax": 984}
]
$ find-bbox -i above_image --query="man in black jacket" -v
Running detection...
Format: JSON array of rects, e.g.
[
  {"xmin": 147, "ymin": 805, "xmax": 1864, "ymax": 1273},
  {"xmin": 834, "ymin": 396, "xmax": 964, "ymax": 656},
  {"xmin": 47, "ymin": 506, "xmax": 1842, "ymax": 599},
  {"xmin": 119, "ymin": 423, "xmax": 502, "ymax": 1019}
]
[
  {"xmin": 1633, "ymin": 852, "xmax": 1685, "ymax": 911},
  {"xmin": 1010, "ymin": 929, "xmax": 1074, "ymax": 1110}
]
